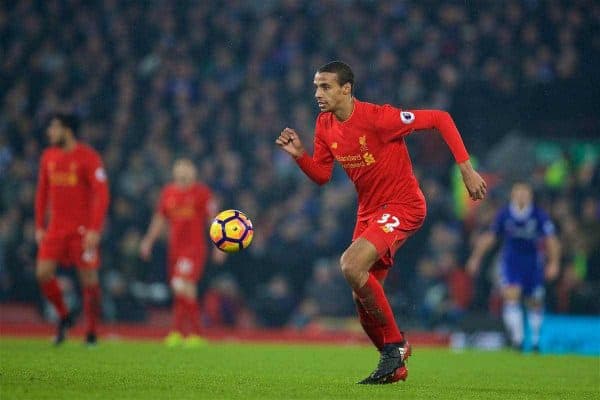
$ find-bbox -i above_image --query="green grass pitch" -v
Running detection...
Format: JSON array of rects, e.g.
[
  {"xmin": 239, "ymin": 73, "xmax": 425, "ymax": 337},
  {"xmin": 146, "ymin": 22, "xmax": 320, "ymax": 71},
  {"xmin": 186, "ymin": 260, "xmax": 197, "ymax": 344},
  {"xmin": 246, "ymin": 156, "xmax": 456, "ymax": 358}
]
[{"xmin": 1, "ymin": 337, "xmax": 598, "ymax": 399}]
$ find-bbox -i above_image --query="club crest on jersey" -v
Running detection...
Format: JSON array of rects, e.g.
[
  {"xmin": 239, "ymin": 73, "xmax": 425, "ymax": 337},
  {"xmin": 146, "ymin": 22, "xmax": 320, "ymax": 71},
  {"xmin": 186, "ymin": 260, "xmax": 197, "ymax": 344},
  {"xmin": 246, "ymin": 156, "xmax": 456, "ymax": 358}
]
[
  {"xmin": 401, "ymin": 111, "xmax": 415, "ymax": 124},
  {"xmin": 359, "ymin": 135, "xmax": 369, "ymax": 152},
  {"xmin": 331, "ymin": 142, "xmax": 338, "ymax": 149},
  {"xmin": 334, "ymin": 135, "xmax": 376, "ymax": 168}
]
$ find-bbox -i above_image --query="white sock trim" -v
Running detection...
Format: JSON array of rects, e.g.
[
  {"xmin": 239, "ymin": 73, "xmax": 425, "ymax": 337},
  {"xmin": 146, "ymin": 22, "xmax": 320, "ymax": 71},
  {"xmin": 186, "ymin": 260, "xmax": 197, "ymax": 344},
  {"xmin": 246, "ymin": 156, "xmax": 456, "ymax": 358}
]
[
  {"xmin": 527, "ymin": 307, "xmax": 544, "ymax": 347},
  {"xmin": 503, "ymin": 301, "xmax": 524, "ymax": 346}
]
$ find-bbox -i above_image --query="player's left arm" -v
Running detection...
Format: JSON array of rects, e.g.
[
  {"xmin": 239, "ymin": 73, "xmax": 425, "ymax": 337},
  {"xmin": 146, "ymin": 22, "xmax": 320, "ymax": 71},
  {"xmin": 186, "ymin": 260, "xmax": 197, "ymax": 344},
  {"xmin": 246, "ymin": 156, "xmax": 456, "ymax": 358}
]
[
  {"xmin": 545, "ymin": 235, "xmax": 561, "ymax": 280},
  {"xmin": 34, "ymin": 152, "xmax": 49, "ymax": 244},
  {"xmin": 411, "ymin": 110, "xmax": 486, "ymax": 201},
  {"xmin": 85, "ymin": 152, "xmax": 110, "ymax": 251},
  {"xmin": 204, "ymin": 190, "xmax": 226, "ymax": 265},
  {"xmin": 376, "ymin": 106, "xmax": 487, "ymax": 200},
  {"xmin": 539, "ymin": 213, "xmax": 560, "ymax": 280}
]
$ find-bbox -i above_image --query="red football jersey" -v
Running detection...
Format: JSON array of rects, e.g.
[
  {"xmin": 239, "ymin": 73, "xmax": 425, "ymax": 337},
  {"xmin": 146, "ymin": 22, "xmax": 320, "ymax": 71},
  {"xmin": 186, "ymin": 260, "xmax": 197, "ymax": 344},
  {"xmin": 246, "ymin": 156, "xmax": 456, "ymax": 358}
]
[
  {"xmin": 158, "ymin": 183, "xmax": 213, "ymax": 257},
  {"xmin": 35, "ymin": 143, "xmax": 110, "ymax": 235},
  {"xmin": 296, "ymin": 99, "xmax": 469, "ymax": 218}
]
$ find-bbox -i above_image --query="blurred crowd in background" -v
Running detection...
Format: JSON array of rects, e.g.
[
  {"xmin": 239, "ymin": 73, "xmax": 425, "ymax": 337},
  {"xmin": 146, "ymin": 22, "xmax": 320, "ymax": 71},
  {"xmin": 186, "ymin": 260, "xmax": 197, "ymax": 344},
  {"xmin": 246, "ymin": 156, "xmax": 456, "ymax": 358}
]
[{"xmin": 1, "ymin": 0, "xmax": 599, "ymax": 331}]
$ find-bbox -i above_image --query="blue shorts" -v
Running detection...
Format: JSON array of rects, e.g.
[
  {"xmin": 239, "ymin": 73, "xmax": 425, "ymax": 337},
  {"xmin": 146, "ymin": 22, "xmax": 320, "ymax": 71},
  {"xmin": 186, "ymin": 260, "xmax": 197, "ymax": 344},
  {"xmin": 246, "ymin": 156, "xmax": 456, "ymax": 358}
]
[{"xmin": 500, "ymin": 257, "xmax": 544, "ymax": 299}]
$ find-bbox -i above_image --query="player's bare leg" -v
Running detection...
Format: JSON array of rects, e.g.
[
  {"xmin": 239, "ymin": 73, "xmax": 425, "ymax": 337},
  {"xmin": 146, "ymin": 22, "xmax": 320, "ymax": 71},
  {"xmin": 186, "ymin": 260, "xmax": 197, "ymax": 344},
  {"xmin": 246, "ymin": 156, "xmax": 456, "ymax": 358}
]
[
  {"xmin": 36, "ymin": 259, "xmax": 72, "ymax": 345},
  {"xmin": 502, "ymin": 285, "xmax": 524, "ymax": 350},
  {"xmin": 340, "ymin": 238, "xmax": 410, "ymax": 384},
  {"xmin": 78, "ymin": 268, "xmax": 101, "ymax": 346}
]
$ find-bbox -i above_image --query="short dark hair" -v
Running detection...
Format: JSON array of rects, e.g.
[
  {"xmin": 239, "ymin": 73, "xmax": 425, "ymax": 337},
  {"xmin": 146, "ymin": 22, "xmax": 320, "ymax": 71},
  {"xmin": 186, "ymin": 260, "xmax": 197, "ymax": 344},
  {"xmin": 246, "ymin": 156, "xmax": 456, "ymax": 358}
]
[
  {"xmin": 50, "ymin": 113, "xmax": 79, "ymax": 136},
  {"xmin": 317, "ymin": 61, "xmax": 354, "ymax": 92},
  {"xmin": 511, "ymin": 180, "xmax": 533, "ymax": 190}
]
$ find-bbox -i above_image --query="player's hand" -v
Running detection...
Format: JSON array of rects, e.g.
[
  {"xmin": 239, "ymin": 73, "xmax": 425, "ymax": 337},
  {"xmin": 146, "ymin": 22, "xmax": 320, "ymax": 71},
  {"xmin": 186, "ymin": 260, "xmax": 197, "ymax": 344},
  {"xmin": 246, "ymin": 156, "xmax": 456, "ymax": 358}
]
[
  {"xmin": 139, "ymin": 237, "xmax": 153, "ymax": 261},
  {"xmin": 459, "ymin": 160, "xmax": 487, "ymax": 201},
  {"xmin": 545, "ymin": 261, "xmax": 560, "ymax": 281},
  {"xmin": 35, "ymin": 228, "xmax": 46, "ymax": 245},
  {"xmin": 275, "ymin": 127, "xmax": 305, "ymax": 159},
  {"xmin": 83, "ymin": 230, "xmax": 101, "ymax": 251},
  {"xmin": 466, "ymin": 257, "xmax": 480, "ymax": 276},
  {"xmin": 211, "ymin": 247, "xmax": 227, "ymax": 265}
]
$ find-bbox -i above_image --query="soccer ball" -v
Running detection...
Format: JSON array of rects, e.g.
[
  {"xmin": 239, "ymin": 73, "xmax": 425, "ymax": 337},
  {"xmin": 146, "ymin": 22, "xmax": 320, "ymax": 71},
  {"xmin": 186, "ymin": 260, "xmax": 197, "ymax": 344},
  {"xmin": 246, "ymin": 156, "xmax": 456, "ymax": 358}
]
[{"xmin": 209, "ymin": 209, "xmax": 254, "ymax": 253}]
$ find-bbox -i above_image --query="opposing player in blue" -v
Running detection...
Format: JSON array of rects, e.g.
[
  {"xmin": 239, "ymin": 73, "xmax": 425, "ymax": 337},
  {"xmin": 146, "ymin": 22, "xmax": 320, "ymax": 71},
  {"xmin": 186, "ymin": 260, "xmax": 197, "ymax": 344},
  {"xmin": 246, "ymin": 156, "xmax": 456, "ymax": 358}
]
[{"xmin": 467, "ymin": 182, "xmax": 560, "ymax": 351}]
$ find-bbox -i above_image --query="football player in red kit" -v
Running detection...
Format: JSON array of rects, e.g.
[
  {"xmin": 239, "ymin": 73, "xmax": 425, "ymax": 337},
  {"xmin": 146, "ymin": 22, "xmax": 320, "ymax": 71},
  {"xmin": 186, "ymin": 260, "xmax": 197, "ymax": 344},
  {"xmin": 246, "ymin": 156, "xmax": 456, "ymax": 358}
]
[
  {"xmin": 276, "ymin": 62, "xmax": 486, "ymax": 384},
  {"xmin": 35, "ymin": 113, "xmax": 110, "ymax": 345},
  {"xmin": 140, "ymin": 158, "xmax": 222, "ymax": 347}
]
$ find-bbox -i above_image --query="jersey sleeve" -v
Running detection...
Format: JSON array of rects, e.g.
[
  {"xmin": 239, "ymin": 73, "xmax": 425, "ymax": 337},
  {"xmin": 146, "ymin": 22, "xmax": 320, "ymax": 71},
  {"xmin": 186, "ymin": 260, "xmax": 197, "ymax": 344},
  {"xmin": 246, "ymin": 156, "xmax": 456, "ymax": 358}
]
[
  {"xmin": 86, "ymin": 151, "xmax": 110, "ymax": 231},
  {"xmin": 34, "ymin": 152, "xmax": 49, "ymax": 229},
  {"xmin": 374, "ymin": 105, "xmax": 470, "ymax": 163},
  {"xmin": 295, "ymin": 118, "xmax": 334, "ymax": 186},
  {"xmin": 537, "ymin": 209, "xmax": 556, "ymax": 237}
]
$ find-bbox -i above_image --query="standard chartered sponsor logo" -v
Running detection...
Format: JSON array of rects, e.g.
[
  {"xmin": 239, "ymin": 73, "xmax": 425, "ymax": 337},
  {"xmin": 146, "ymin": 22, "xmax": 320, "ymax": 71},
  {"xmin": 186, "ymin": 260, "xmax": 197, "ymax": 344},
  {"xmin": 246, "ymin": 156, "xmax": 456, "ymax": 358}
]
[
  {"xmin": 335, "ymin": 153, "xmax": 377, "ymax": 169},
  {"xmin": 336, "ymin": 154, "xmax": 363, "ymax": 162}
]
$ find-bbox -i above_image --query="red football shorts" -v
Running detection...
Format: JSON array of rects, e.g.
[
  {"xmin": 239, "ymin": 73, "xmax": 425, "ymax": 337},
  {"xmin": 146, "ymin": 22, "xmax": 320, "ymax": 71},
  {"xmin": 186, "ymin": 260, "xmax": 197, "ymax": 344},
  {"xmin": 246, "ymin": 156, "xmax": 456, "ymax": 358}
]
[
  {"xmin": 168, "ymin": 253, "xmax": 205, "ymax": 283},
  {"xmin": 37, "ymin": 231, "xmax": 100, "ymax": 269},
  {"xmin": 353, "ymin": 203, "xmax": 426, "ymax": 280}
]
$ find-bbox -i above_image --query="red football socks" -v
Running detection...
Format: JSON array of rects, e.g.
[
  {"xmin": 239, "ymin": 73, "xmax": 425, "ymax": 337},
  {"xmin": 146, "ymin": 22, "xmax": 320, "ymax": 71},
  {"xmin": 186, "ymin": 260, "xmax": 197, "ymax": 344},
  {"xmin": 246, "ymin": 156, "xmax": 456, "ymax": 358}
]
[
  {"xmin": 184, "ymin": 298, "xmax": 202, "ymax": 335},
  {"xmin": 83, "ymin": 285, "xmax": 101, "ymax": 334},
  {"xmin": 354, "ymin": 273, "xmax": 403, "ymax": 345},
  {"xmin": 355, "ymin": 298, "xmax": 385, "ymax": 350},
  {"xmin": 173, "ymin": 296, "xmax": 202, "ymax": 335},
  {"xmin": 40, "ymin": 278, "xmax": 68, "ymax": 319},
  {"xmin": 173, "ymin": 295, "xmax": 186, "ymax": 334}
]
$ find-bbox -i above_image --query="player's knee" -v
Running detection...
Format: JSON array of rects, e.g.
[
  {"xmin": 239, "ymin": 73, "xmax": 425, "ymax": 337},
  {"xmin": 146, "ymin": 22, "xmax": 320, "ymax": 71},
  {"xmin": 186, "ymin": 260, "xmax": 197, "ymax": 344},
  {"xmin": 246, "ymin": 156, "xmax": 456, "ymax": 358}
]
[
  {"xmin": 35, "ymin": 267, "xmax": 51, "ymax": 283},
  {"xmin": 339, "ymin": 251, "xmax": 353, "ymax": 276},
  {"xmin": 503, "ymin": 292, "xmax": 516, "ymax": 301},
  {"xmin": 79, "ymin": 269, "xmax": 99, "ymax": 286},
  {"xmin": 171, "ymin": 277, "xmax": 191, "ymax": 297},
  {"xmin": 340, "ymin": 250, "xmax": 363, "ymax": 281},
  {"xmin": 503, "ymin": 286, "xmax": 521, "ymax": 302},
  {"xmin": 35, "ymin": 263, "xmax": 54, "ymax": 282}
]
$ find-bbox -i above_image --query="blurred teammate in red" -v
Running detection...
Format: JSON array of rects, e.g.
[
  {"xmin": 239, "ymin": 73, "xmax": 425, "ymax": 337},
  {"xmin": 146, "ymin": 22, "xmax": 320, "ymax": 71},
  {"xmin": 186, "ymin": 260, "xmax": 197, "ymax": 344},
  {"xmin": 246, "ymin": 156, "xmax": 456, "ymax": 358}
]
[
  {"xmin": 140, "ymin": 158, "xmax": 222, "ymax": 347},
  {"xmin": 35, "ymin": 113, "xmax": 110, "ymax": 345},
  {"xmin": 276, "ymin": 62, "xmax": 486, "ymax": 384}
]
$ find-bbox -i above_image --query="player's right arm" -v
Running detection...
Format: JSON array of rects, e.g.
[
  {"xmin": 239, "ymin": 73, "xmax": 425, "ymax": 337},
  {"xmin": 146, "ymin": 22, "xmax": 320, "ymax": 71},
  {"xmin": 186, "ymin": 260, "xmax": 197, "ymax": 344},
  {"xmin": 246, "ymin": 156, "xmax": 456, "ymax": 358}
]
[
  {"xmin": 140, "ymin": 188, "xmax": 168, "ymax": 261},
  {"xmin": 203, "ymin": 188, "xmax": 226, "ymax": 265},
  {"xmin": 34, "ymin": 152, "xmax": 49, "ymax": 244},
  {"xmin": 466, "ymin": 231, "xmax": 497, "ymax": 276},
  {"xmin": 275, "ymin": 124, "xmax": 333, "ymax": 185},
  {"xmin": 467, "ymin": 209, "xmax": 503, "ymax": 275},
  {"xmin": 140, "ymin": 213, "xmax": 167, "ymax": 261}
]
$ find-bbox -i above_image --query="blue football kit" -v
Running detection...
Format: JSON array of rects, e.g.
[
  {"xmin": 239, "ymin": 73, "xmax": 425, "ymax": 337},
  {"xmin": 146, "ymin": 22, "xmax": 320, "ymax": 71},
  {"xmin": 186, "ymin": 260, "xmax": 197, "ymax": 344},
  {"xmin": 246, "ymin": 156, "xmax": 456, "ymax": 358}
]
[{"xmin": 492, "ymin": 204, "xmax": 555, "ymax": 297}]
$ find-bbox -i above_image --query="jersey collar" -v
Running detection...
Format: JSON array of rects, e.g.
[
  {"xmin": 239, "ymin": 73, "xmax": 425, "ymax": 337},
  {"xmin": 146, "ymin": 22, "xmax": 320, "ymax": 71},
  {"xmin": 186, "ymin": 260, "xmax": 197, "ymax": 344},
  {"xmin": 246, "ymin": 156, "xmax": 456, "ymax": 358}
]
[
  {"xmin": 509, "ymin": 203, "xmax": 533, "ymax": 220},
  {"xmin": 334, "ymin": 97, "xmax": 357, "ymax": 124}
]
